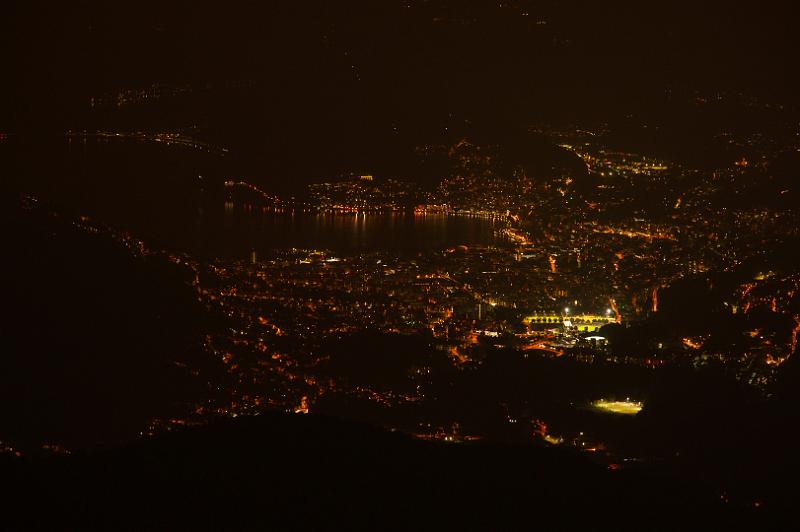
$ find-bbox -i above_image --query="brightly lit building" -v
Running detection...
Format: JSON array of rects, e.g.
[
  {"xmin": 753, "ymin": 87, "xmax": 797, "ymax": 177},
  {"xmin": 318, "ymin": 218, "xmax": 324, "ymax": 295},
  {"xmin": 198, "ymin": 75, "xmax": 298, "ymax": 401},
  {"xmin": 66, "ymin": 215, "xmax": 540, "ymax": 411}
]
[{"xmin": 524, "ymin": 312, "xmax": 617, "ymax": 332}]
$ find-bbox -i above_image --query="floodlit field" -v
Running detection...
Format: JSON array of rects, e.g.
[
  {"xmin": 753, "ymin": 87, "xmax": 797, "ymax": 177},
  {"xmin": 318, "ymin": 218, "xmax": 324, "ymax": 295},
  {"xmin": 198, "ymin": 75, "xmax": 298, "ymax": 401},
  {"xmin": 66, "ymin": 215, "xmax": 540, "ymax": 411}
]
[{"xmin": 591, "ymin": 399, "xmax": 643, "ymax": 415}]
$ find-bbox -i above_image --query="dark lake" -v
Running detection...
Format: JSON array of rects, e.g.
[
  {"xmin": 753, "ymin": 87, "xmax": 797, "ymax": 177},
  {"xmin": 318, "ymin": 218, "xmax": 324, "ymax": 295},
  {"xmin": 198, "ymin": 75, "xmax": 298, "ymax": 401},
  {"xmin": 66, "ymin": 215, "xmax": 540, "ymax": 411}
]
[{"xmin": 3, "ymin": 137, "xmax": 507, "ymax": 257}]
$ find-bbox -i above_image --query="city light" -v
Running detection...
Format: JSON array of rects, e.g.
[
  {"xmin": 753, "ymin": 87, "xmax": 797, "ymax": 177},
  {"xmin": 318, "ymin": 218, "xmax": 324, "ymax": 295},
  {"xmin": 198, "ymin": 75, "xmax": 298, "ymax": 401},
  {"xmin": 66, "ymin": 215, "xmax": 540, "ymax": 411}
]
[
  {"xmin": 6, "ymin": 4, "xmax": 798, "ymax": 523},
  {"xmin": 591, "ymin": 399, "xmax": 643, "ymax": 415}
]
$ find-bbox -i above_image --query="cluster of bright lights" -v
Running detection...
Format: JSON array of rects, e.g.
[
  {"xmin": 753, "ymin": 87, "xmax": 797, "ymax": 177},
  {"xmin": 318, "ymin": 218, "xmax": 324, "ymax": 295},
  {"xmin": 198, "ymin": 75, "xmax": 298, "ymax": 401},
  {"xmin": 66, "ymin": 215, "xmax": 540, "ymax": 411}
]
[{"xmin": 591, "ymin": 399, "xmax": 643, "ymax": 415}]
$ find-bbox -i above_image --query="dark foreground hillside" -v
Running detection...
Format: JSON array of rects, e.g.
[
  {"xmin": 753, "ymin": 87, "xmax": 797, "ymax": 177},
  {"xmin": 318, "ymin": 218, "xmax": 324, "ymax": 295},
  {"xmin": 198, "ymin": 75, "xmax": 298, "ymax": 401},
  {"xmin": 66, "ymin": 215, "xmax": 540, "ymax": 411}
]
[
  {"xmin": 0, "ymin": 192, "xmax": 214, "ymax": 450},
  {"xmin": 1, "ymin": 412, "xmax": 778, "ymax": 531}
]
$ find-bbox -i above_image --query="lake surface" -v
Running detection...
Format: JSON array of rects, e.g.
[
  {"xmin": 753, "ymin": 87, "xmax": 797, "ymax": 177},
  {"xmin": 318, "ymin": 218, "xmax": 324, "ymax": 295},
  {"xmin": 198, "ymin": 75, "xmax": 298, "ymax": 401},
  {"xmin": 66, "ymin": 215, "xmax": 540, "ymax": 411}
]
[
  {"xmin": 3, "ymin": 137, "xmax": 508, "ymax": 257},
  {"xmin": 217, "ymin": 208, "xmax": 504, "ymax": 256}
]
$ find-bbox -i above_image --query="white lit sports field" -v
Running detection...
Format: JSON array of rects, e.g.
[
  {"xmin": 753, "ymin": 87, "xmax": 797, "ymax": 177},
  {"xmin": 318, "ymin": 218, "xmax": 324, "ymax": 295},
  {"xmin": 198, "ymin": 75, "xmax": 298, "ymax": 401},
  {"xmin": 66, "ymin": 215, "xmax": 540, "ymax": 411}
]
[{"xmin": 591, "ymin": 399, "xmax": 643, "ymax": 415}]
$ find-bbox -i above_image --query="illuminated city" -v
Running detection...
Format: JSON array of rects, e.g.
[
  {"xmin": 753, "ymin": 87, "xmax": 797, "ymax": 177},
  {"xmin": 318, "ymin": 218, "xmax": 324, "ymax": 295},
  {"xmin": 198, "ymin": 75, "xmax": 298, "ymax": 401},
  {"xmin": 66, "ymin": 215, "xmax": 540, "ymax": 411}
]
[{"xmin": 3, "ymin": 0, "xmax": 800, "ymax": 528}]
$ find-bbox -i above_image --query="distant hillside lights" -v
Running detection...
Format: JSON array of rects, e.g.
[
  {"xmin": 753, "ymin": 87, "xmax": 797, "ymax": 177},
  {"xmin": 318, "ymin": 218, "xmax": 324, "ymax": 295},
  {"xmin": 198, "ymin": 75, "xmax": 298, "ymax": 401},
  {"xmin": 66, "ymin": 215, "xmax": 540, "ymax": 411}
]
[
  {"xmin": 308, "ymin": 174, "xmax": 420, "ymax": 212},
  {"xmin": 558, "ymin": 141, "xmax": 670, "ymax": 178}
]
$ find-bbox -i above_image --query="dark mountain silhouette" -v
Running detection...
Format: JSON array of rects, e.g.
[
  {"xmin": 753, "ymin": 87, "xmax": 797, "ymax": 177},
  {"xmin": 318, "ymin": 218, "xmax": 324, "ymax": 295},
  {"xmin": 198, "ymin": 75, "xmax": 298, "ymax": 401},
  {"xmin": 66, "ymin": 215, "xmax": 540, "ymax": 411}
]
[
  {"xmin": 0, "ymin": 193, "xmax": 219, "ymax": 450},
  {"xmin": 1, "ymin": 412, "xmax": 771, "ymax": 530}
]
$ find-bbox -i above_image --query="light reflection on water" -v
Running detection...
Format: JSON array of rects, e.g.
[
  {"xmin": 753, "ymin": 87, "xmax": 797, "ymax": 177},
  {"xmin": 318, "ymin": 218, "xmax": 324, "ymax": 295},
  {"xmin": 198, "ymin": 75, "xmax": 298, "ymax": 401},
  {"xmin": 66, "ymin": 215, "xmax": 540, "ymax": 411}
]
[
  {"xmin": 3, "ymin": 138, "xmax": 509, "ymax": 258},
  {"xmin": 218, "ymin": 204, "xmax": 507, "ymax": 257}
]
